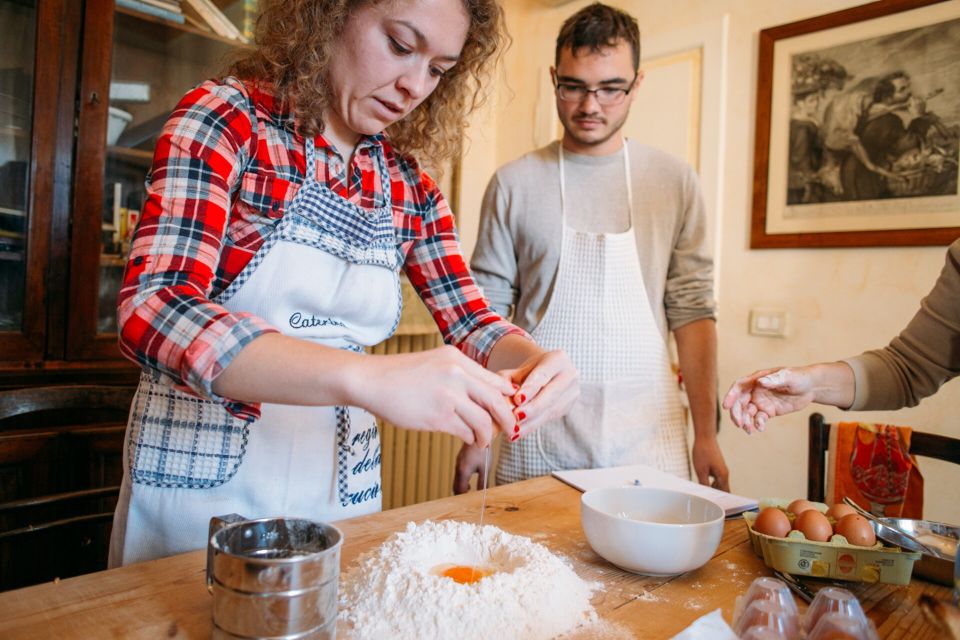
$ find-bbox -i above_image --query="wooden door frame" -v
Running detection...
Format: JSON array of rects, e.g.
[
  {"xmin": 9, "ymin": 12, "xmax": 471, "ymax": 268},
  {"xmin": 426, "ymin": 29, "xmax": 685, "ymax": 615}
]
[{"xmin": 66, "ymin": 0, "xmax": 120, "ymax": 361}]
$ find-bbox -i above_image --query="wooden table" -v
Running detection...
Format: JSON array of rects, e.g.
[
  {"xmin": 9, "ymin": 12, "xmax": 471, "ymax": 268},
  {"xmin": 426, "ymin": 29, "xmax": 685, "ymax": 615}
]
[{"xmin": 0, "ymin": 477, "xmax": 952, "ymax": 638}]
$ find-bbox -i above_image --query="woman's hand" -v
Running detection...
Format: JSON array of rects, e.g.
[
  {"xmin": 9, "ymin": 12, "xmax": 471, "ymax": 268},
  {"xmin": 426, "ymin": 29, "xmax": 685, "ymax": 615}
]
[
  {"xmin": 500, "ymin": 349, "xmax": 579, "ymax": 440},
  {"xmin": 721, "ymin": 367, "xmax": 816, "ymax": 434},
  {"xmin": 354, "ymin": 345, "xmax": 516, "ymax": 448}
]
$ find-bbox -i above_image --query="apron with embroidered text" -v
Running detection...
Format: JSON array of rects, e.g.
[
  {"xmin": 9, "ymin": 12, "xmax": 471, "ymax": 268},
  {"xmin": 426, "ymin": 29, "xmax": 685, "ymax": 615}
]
[
  {"xmin": 109, "ymin": 138, "xmax": 401, "ymax": 566},
  {"xmin": 496, "ymin": 141, "xmax": 690, "ymax": 484}
]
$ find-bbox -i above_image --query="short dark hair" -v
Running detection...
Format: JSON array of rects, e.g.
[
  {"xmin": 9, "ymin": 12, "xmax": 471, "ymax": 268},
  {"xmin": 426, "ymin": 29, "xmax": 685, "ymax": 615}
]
[
  {"xmin": 873, "ymin": 71, "xmax": 910, "ymax": 104},
  {"xmin": 555, "ymin": 2, "xmax": 640, "ymax": 70}
]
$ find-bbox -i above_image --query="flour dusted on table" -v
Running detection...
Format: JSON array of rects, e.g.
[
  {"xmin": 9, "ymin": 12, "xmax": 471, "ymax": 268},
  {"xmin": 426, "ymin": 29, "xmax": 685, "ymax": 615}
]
[{"xmin": 339, "ymin": 520, "xmax": 599, "ymax": 639}]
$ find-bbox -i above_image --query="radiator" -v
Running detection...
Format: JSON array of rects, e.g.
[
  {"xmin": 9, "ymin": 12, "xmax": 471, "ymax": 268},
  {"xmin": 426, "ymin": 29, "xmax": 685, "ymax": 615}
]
[{"xmin": 369, "ymin": 332, "xmax": 462, "ymax": 510}]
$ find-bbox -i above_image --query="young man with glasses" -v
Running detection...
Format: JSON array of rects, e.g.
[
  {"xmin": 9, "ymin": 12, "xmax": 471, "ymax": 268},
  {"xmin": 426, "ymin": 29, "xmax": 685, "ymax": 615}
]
[{"xmin": 455, "ymin": 2, "xmax": 730, "ymax": 493}]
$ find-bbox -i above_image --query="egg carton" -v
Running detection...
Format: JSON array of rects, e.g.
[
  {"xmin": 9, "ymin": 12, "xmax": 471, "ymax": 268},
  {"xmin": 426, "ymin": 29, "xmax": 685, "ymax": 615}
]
[{"xmin": 743, "ymin": 498, "xmax": 921, "ymax": 586}]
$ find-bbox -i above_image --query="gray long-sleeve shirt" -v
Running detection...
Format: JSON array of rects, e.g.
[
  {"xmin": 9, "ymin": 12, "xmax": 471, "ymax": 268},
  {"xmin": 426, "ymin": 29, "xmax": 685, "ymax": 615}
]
[
  {"xmin": 470, "ymin": 140, "xmax": 716, "ymax": 338},
  {"xmin": 845, "ymin": 238, "xmax": 960, "ymax": 410}
]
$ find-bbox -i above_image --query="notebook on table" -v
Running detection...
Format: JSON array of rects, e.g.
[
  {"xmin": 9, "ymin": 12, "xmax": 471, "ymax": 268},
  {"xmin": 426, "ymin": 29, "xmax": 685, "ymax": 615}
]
[{"xmin": 552, "ymin": 463, "xmax": 758, "ymax": 518}]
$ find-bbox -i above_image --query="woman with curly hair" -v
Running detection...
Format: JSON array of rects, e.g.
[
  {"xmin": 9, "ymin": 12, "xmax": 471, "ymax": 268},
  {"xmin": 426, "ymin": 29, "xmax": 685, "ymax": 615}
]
[{"xmin": 109, "ymin": 0, "xmax": 578, "ymax": 566}]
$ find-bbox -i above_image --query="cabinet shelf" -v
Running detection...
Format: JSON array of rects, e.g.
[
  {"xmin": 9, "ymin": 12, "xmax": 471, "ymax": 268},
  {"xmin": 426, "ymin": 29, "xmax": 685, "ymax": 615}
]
[
  {"xmin": 100, "ymin": 254, "xmax": 127, "ymax": 268},
  {"xmin": 115, "ymin": 6, "xmax": 249, "ymax": 48},
  {"xmin": 0, "ymin": 125, "xmax": 28, "ymax": 138},
  {"xmin": 107, "ymin": 146, "xmax": 154, "ymax": 164},
  {"xmin": 0, "ymin": 250, "xmax": 24, "ymax": 262},
  {"xmin": 0, "ymin": 207, "xmax": 26, "ymax": 217}
]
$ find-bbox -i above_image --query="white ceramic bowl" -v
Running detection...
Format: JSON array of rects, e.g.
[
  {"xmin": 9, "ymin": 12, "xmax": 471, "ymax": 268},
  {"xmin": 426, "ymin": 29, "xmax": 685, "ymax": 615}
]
[{"xmin": 581, "ymin": 486, "xmax": 724, "ymax": 576}]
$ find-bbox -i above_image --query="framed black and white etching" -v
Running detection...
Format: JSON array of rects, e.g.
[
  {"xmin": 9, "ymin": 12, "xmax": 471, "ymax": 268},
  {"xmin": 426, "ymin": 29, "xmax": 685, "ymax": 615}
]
[{"xmin": 751, "ymin": 0, "xmax": 960, "ymax": 248}]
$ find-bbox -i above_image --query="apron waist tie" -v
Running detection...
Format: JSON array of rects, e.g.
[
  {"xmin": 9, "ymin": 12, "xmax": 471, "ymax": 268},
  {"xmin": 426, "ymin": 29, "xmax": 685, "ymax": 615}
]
[
  {"xmin": 335, "ymin": 343, "xmax": 365, "ymax": 507},
  {"xmin": 335, "ymin": 406, "xmax": 352, "ymax": 507}
]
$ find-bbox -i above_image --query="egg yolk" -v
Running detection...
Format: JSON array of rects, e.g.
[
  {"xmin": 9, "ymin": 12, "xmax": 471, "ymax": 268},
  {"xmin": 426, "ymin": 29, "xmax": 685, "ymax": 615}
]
[{"xmin": 439, "ymin": 565, "xmax": 491, "ymax": 584}]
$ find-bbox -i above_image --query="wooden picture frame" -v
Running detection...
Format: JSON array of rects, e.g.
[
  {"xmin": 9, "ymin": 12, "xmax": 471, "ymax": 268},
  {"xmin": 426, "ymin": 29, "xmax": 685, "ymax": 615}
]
[{"xmin": 751, "ymin": 0, "xmax": 960, "ymax": 248}]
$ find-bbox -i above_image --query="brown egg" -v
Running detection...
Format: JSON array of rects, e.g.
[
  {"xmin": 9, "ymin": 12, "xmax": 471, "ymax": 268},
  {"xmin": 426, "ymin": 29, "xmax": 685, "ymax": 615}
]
[
  {"xmin": 825, "ymin": 503, "xmax": 857, "ymax": 521},
  {"xmin": 753, "ymin": 507, "xmax": 792, "ymax": 538},
  {"xmin": 786, "ymin": 499, "xmax": 817, "ymax": 516},
  {"xmin": 835, "ymin": 514, "xmax": 877, "ymax": 547},
  {"xmin": 794, "ymin": 509, "xmax": 833, "ymax": 542}
]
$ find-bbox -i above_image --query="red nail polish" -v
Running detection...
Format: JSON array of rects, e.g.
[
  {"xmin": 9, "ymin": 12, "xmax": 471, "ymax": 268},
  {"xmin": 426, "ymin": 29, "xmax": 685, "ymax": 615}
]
[
  {"xmin": 514, "ymin": 424, "xmax": 520, "ymax": 434},
  {"xmin": 511, "ymin": 434, "xmax": 519, "ymax": 441},
  {"xmin": 517, "ymin": 393, "xmax": 526, "ymax": 404},
  {"xmin": 516, "ymin": 411, "xmax": 526, "ymax": 421}
]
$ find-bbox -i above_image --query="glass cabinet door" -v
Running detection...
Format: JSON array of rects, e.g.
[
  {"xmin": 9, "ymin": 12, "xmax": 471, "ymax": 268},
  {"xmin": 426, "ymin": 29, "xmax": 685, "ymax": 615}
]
[
  {"xmin": 70, "ymin": 0, "xmax": 251, "ymax": 358},
  {"xmin": 0, "ymin": 0, "xmax": 35, "ymax": 335}
]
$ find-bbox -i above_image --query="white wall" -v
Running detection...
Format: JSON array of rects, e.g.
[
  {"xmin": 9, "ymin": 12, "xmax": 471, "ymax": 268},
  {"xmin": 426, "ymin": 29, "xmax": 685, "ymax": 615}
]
[{"xmin": 456, "ymin": 0, "xmax": 959, "ymax": 522}]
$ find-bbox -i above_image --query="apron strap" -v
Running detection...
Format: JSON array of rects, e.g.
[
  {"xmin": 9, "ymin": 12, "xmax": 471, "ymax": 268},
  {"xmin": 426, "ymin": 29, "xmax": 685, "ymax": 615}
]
[
  {"xmin": 306, "ymin": 136, "xmax": 393, "ymax": 211},
  {"xmin": 304, "ymin": 136, "xmax": 318, "ymax": 186},
  {"xmin": 335, "ymin": 343, "xmax": 366, "ymax": 506},
  {"xmin": 554, "ymin": 137, "xmax": 634, "ymax": 308},
  {"xmin": 335, "ymin": 406, "xmax": 352, "ymax": 507}
]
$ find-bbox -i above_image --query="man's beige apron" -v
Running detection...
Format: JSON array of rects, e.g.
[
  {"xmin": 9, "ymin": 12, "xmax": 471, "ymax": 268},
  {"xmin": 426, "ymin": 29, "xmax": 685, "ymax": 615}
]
[{"xmin": 496, "ymin": 141, "xmax": 690, "ymax": 483}]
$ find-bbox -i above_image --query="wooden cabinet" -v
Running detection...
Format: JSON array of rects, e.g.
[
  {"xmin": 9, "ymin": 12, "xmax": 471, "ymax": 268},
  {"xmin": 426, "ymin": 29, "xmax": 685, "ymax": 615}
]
[
  {"xmin": 0, "ymin": 0, "xmax": 253, "ymax": 388},
  {"xmin": 0, "ymin": 0, "xmax": 254, "ymax": 588},
  {"xmin": 0, "ymin": 384, "xmax": 136, "ymax": 590}
]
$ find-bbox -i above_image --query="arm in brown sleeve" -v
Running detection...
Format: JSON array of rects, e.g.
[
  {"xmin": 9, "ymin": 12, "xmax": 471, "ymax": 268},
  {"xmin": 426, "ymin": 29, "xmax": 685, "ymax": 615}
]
[{"xmin": 845, "ymin": 240, "xmax": 960, "ymax": 410}]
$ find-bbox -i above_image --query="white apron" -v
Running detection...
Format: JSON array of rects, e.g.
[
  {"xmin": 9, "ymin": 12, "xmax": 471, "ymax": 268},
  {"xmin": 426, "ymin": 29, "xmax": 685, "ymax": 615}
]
[
  {"xmin": 496, "ymin": 141, "xmax": 690, "ymax": 483},
  {"xmin": 109, "ymin": 138, "xmax": 401, "ymax": 566}
]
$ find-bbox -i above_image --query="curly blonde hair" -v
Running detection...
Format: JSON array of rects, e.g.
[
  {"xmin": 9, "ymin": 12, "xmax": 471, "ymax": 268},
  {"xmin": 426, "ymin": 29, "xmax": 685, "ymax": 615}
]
[{"xmin": 228, "ymin": 0, "xmax": 507, "ymax": 166}]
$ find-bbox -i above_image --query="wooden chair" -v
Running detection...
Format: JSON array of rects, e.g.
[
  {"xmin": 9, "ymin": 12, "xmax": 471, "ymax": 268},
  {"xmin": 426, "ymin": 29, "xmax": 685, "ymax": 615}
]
[
  {"xmin": 807, "ymin": 412, "xmax": 960, "ymax": 502},
  {"xmin": 0, "ymin": 385, "xmax": 135, "ymax": 591}
]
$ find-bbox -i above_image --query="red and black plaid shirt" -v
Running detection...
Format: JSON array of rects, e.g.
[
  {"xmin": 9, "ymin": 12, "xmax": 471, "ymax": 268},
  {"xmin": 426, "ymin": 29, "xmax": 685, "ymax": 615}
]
[{"xmin": 118, "ymin": 77, "xmax": 524, "ymax": 420}]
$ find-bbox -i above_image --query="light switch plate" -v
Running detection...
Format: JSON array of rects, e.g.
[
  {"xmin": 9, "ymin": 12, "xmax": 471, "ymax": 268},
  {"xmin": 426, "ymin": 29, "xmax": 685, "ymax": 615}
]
[{"xmin": 749, "ymin": 308, "xmax": 788, "ymax": 338}]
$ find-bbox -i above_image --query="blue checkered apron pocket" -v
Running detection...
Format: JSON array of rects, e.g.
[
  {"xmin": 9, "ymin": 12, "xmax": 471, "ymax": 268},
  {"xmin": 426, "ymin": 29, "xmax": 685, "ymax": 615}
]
[{"xmin": 128, "ymin": 372, "xmax": 250, "ymax": 489}]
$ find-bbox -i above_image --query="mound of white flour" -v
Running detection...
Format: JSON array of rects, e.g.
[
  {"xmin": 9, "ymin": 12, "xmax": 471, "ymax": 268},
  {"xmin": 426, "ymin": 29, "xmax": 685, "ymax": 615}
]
[{"xmin": 339, "ymin": 520, "xmax": 599, "ymax": 639}]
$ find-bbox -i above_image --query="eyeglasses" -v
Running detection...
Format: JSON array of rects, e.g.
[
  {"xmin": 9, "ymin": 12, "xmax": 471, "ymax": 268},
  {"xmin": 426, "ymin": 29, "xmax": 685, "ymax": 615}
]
[{"xmin": 554, "ymin": 73, "xmax": 638, "ymax": 106}]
